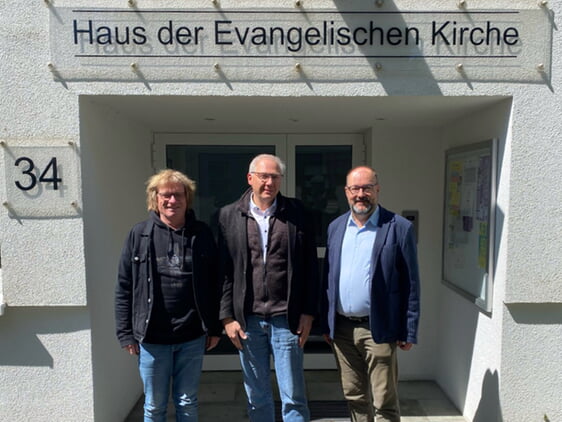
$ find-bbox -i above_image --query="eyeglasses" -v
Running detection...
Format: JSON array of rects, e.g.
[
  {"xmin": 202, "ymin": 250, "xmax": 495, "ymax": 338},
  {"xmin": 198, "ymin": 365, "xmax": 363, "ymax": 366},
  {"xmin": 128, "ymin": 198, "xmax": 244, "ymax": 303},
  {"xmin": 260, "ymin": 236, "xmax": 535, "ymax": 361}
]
[
  {"xmin": 252, "ymin": 172, "xmax": 283, "ymax": 182},
  {"xmin": 157, "ymin": 191, "xmax": 186, "ymax": 200},
  {"xmin": 346, "ymin": 184, "xmax": 377, "ymax": 195}
]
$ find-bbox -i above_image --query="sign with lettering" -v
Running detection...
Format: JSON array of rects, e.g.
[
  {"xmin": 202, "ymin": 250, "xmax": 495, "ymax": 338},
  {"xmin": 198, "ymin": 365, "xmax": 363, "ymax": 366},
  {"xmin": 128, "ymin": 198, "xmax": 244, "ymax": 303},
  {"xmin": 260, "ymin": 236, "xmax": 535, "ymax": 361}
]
[
  {"xmin": 49, "ymin": 8, "xmax": 551, "ymax": 81},
  {"xmin": 1, "ymin": 143, "xmax": 80, "ymax": 217}
]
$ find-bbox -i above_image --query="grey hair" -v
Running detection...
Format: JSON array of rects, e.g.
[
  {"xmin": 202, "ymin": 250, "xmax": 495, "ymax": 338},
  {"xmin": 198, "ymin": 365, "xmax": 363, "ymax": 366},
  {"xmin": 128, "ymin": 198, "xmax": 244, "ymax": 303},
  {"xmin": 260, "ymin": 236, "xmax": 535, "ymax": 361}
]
[{"xmin": 248, "ymin": 154, "xmax": 286, "ymax": 176}]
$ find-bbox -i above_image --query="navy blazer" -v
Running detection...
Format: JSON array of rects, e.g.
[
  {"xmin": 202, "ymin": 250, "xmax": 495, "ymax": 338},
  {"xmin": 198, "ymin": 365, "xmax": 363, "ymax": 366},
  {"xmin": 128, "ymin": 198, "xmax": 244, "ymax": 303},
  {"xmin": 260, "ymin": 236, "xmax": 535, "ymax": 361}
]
[{"xmin": 322, "ymin": 206, "xmax": 420, "ymax": 344}]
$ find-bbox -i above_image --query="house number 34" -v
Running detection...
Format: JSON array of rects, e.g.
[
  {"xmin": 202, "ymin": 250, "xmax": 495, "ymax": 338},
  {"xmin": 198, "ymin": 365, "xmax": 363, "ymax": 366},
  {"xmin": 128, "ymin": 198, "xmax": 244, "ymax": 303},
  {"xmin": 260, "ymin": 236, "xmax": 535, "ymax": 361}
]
[{"xmin": 14, "ymin": 156, "xmax": 62, "ymax": 191}]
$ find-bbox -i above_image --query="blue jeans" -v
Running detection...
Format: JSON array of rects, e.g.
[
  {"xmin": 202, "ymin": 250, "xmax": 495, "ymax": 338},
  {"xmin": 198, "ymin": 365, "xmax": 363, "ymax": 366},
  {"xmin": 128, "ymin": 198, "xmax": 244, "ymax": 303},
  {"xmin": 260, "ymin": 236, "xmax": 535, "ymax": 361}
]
[
  {"xmin": 239, "ymin": 315, "xmax": 310, "ymax": 422},
  {"xmin": 138, "ymin": 336, "xmax": 206, "ymax": 422}
]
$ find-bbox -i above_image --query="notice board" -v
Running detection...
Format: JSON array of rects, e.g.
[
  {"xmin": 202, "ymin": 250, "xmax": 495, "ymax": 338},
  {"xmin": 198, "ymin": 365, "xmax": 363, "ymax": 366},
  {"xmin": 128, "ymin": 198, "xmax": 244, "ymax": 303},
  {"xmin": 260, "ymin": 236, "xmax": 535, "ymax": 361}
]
[{"xmin": 442, "ymin": 140, "xmax": 497, "ymax": 312}]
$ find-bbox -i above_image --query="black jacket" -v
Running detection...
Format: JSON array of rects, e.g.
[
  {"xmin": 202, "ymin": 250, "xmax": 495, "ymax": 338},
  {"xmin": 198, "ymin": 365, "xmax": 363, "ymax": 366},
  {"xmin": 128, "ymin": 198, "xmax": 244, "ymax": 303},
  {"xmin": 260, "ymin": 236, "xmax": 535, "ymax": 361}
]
[
  {"xmin": 115, "ymin": 211, "xmax": 221, "ymax": 348},
  {"xmin": 217, "ymin": 189, "xmax": 319, "ymax": 334}
]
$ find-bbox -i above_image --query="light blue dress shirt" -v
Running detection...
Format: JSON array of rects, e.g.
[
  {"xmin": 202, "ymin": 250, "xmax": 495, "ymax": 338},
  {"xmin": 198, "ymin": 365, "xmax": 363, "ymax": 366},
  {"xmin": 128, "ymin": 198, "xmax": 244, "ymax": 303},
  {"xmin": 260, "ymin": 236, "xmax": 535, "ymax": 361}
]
[
  {"xmin": 249, "ymin": 196, "xmax": 277, "ymax": 263},
  {"xmin": 337, "ymin": 206, "xmax": 380, "ymax": 317}
]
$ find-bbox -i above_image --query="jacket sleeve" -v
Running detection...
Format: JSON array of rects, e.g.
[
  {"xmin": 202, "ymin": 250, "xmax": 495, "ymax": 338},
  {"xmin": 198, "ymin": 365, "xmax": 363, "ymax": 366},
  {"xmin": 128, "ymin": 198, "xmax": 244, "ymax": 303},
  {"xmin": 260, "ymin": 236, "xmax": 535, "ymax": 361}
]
[
  {"xmin": 217, "ymin": 208, "xmax": 235, "ymax": 322},
  {"xmin": 115, "ymin": 229, "xmax": 135, "ymax": 348},
  {"xmin": 400, "ymin": 223, "xmax": 421, "ymax": 344},
  {"xmin": 198, "ymin": 224, "xmax": 223, "ymax": 337},
  {"xmin": 320, "ymin": 235, "xmax": 331, "ymax": 334},
  {"xmin": 301, "ymin": 204, "xmax": 320, "ymax": 318}
]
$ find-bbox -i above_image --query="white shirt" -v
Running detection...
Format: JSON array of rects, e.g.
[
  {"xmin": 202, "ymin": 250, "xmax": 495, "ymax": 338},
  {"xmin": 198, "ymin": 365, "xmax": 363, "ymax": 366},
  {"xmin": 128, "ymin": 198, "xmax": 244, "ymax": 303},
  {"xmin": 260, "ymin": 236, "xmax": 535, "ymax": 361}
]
[{"xmin": 249, "ymin": 196, "xmax": 277, "ymax": 263}]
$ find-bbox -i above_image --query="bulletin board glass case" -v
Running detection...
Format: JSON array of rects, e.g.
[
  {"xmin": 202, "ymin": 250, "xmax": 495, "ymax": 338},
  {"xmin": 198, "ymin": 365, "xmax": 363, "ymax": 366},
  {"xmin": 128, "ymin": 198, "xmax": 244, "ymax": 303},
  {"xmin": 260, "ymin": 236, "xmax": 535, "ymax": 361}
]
[{"xmin": 442, "ymin": 139, "xmax": 497, "ymax": 313}]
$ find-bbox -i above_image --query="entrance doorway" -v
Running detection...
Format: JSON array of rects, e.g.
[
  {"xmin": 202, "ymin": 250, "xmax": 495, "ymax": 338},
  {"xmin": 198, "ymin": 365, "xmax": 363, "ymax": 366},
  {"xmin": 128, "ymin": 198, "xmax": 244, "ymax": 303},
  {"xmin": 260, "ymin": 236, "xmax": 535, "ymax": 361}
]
[{"xmin": 153, "ymin": 133, "xmax": 364, "ymax": 369}]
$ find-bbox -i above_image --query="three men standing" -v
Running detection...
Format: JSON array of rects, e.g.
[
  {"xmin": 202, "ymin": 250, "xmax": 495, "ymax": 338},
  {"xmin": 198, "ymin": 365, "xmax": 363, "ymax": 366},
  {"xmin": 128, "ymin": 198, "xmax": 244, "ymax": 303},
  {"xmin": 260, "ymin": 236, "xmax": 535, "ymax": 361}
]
[
  {"xmin": 217, "ymin": 154, "xmax": 319, "ymax": 422},
  {"xmin": 115, "ymin": 161, "xmax": 420, "ymax": 422},
  {"xmin": 322, "ymin": 166, "xmax": 421, "ymax": 422}
]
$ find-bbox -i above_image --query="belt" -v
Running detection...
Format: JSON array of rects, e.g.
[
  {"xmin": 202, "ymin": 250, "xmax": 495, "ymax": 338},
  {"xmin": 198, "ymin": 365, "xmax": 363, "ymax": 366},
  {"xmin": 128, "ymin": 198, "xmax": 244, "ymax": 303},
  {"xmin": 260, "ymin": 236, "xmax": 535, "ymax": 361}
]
[{"xmin": 338, "ymin": 314, "xmax": 369, "ymax": 323}]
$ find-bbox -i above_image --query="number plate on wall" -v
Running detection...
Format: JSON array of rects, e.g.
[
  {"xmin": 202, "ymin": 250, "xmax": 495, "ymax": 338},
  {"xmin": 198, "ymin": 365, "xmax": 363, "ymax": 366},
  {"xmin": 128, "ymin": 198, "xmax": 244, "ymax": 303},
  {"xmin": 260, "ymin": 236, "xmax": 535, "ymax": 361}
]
[{"xmin": 2, "ymin": 143, "xmax": 80, "ymax": 217}]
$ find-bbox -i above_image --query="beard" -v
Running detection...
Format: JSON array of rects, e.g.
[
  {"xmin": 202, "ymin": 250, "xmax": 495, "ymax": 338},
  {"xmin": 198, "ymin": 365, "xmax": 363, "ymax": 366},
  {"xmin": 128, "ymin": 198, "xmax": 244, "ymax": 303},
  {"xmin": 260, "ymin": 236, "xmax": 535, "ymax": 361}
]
[{"xmin": 351, "ymin": 200, "xmax": 373, "ymax": 215}]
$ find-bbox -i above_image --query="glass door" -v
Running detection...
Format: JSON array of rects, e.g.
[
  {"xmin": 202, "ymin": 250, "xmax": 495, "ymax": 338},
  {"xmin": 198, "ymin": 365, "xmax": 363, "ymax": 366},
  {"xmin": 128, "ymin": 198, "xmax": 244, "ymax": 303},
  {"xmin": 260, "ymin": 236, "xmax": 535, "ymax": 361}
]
[{"xmin": 287, "ymin": 134, "xmax": 362, "ymax": 368}]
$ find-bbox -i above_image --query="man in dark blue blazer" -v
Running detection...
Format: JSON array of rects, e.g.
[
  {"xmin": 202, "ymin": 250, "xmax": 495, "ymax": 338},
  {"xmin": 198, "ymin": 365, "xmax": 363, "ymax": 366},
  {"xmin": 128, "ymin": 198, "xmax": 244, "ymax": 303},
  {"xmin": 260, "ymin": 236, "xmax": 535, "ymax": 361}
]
[{"xmin": 321, "ymin": 166, "xmax": 420, "ymax": 422}]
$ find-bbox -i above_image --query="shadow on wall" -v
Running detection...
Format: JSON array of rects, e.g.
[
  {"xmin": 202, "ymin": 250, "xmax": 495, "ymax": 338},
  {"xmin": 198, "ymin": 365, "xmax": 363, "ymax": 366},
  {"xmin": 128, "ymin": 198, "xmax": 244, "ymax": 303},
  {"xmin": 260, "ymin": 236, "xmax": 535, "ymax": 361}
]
[
  {"xmin": 0, "ymin": 307, "xmax": 88, "ymax": 367},
  {"xmin": 473, "ymin": 369, "xmax": 503, "ymax": 422},
  {"xmin": 508, "ymin": 303, "xmax": 562, "ymax": 325},
  {"xmin": 335, "ymin": 0, "xmax": 443, "ymax": 95}
]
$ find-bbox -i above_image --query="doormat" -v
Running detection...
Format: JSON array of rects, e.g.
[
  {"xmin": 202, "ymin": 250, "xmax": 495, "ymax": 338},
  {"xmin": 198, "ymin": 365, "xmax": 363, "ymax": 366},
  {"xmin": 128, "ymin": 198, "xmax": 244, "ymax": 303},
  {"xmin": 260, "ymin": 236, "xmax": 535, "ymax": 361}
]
[{"xmin": 275, "ymin": 400, "xmax": 349, "ymax": 421}]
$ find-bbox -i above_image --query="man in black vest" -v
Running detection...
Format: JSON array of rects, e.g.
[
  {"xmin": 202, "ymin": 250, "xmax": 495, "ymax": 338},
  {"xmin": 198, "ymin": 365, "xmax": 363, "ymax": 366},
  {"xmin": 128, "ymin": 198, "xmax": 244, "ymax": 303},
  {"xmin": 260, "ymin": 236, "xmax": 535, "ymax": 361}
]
[{"xmin": 218, "ymin": 154, "xmax": 319, "ymax": 422}]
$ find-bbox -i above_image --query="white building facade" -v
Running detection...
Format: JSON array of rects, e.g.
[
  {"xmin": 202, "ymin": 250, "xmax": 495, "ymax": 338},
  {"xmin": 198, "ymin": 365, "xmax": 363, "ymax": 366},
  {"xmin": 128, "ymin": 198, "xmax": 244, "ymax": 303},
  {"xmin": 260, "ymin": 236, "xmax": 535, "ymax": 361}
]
[{"xmin": 0, "ymin": 1, "xmax": 560, "ymax": 421}]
